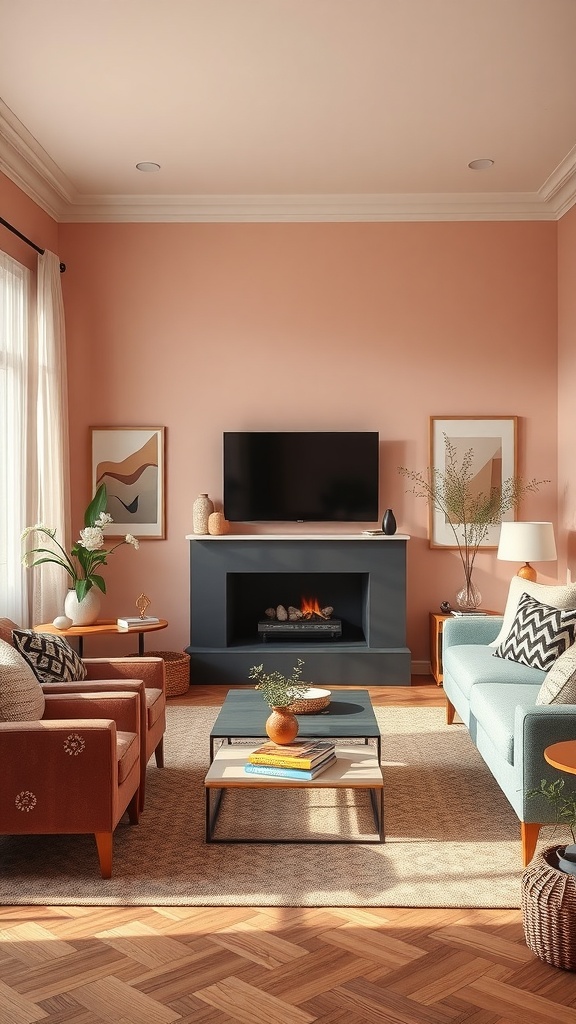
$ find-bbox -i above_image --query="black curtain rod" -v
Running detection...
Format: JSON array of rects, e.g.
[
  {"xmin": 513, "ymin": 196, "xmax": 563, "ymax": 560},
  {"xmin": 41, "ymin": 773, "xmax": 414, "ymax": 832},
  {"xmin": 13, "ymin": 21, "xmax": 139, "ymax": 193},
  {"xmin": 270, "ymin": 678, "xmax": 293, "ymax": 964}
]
[{"xmin": 0, "ymin": 216, "xmax": 66, "ymax": 272}]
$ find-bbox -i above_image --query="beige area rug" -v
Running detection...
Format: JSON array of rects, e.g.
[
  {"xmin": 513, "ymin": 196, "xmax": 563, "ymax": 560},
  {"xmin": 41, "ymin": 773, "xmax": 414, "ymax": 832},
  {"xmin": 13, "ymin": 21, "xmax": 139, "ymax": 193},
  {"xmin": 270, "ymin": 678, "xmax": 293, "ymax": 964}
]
[{"xmin": 0, "ymin": 705, "xmax": 565, "ymax": 908}]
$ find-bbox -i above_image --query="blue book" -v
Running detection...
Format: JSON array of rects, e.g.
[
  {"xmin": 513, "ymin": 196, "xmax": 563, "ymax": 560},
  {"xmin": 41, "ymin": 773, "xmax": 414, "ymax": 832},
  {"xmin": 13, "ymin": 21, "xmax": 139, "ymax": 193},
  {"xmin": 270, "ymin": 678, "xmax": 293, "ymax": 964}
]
[{"xmin": 243, "ymin": 754, "xmax": 336, "ymax": 781}]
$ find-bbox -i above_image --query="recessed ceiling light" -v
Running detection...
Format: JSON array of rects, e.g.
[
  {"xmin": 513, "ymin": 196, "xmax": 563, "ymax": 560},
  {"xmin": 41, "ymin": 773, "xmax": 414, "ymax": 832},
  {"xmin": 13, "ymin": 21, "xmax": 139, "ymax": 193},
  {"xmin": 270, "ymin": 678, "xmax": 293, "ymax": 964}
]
[
  {"xmin": 468, "ymin": 158, "xmax": 494, "ymax": 171},
  {"xmin": 136, "ymin": 161, "xmax": 161, "ymax": 172}
]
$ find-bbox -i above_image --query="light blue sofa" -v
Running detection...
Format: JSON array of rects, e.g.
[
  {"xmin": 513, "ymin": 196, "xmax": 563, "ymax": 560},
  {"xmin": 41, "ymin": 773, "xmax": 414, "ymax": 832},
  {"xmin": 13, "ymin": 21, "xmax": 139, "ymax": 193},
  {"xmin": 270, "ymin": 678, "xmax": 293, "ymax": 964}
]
[{"xmin": 442, "ymin": 614, "xmax": 576, "ymax": 865}]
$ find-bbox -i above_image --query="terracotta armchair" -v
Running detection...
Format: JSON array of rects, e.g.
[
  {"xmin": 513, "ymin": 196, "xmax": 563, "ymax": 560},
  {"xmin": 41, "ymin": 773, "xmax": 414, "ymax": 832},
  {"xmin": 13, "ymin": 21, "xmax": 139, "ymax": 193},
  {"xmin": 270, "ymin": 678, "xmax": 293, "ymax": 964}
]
[
  {"xmin": 0, "ymin": 619, "xmax": 166, "ymax": 811},
  {"xmin": 0, "ymin": 689, "xmax": 141, "ymax": 878},
  {"xmin": 79, "ymin": 657, "xmax": 166, "ymax": 810}
]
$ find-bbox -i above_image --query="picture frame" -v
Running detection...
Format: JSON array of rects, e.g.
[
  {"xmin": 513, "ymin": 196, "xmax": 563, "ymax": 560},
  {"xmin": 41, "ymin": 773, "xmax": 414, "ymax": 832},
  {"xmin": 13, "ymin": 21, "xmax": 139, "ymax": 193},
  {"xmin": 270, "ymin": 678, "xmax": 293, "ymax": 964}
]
[
  {"xmin": 90, "ymin": 427, "xmax": 165, "ymax": 540},
  {"xmin": 429, "ymin": 416, "xmax": 517, "ymax": 549}
]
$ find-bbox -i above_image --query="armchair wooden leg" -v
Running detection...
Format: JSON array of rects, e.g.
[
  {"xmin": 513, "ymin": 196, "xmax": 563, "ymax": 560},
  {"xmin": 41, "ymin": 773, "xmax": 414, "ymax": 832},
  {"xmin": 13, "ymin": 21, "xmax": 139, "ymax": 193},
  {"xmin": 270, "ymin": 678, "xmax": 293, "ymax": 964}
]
[
  {"xmin": 94, "ymin": 832, "xmax": 113, "ymax": 879},
  {"xmin": 521, "ymin": 821, "xmax": 541, "ymax": 867},
  {"xmin": 446, "ymin": 698, "xmax": 455, "ymax": 725},
  {"xmin": 155, "ymin": 736, "xmax": 164, "ymax": 768},
  {"xmin": 127, "ymin": 791, "xmax": 140, "ymax": 825}
]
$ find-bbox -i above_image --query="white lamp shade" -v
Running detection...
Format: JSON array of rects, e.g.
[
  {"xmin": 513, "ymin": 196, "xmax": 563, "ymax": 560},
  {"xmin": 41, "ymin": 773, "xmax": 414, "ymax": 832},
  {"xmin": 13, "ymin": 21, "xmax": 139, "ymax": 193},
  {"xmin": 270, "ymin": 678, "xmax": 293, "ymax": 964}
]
[{"xmin": 497, "ymin": 522, "xmax": 557, "ymax": 562}]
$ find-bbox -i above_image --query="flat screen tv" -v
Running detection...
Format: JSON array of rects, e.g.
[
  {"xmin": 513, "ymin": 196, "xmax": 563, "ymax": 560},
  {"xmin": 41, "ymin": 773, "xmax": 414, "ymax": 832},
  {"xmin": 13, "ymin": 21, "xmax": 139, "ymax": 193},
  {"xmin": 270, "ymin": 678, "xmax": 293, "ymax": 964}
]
[{"xmin": 223, "ymin": 431, "xmax": 379, "ymax": 522}]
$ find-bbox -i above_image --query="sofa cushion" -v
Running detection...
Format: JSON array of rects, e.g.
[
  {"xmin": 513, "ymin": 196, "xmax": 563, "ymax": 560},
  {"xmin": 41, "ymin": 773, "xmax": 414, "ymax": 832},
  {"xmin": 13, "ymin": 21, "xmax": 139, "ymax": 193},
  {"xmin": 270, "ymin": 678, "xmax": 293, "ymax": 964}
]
[
  {"xmin": 12, "ymin": 630, "xmax": 87, "ymax": 686},
  {"xmin": 493, "ymin": 592, "xmax": 576, "ymax": 671},
  {"xmin": 490, "ymin": 577, "xmax": 576, "ymax": 648},
  {"xmin": 469, "ymin": 682, "xmax": 542, "ymax": 765},
  {"xmin": 536, "ymin": 644, "xmax": 576, "ymax": 704},
  {"xmin": 0, "ymin": 638, "xmax": 46, "ymax": 721},
  {"xmin": 443, "ymin": 643, "xmax": 545, "ymax": 700}
]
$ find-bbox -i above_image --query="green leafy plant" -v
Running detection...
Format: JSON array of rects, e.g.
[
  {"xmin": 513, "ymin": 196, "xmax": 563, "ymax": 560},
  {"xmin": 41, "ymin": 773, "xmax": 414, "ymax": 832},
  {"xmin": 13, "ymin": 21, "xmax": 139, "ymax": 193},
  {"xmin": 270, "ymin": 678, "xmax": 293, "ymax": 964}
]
[
  {"xmin": 399, "ymin": 435, "xmax": 547, "ymax": 607},
  {"xmin": 21, "ymin": 484, "xmax": 139, "ymax": 601},
  {"xmin": 528, "ymin": 779, "xmax": 576, "ymax": 843},
  {"xmin": 248, "ymin": 658, "xmax": 309, "ymax": 708}
]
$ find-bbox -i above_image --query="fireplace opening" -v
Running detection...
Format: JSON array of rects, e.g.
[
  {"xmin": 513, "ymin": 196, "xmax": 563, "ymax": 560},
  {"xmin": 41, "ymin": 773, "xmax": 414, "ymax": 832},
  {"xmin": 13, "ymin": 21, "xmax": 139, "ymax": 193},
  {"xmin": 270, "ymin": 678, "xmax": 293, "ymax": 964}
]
[
  {"xmin": 227, "ymin": 571, "xmax": 367, "ymax": 645},
  {"xmin": 257, "ymin": 595, "xmax": 342, "ymax": 641}
]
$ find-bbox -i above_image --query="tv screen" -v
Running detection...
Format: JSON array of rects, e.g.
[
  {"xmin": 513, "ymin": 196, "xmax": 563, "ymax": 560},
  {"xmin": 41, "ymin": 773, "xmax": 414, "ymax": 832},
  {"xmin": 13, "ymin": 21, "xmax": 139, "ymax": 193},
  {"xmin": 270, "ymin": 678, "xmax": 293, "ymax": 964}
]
[{"xmin": 223, "ymin": 431, "xmax": 379, "ymax": 522}]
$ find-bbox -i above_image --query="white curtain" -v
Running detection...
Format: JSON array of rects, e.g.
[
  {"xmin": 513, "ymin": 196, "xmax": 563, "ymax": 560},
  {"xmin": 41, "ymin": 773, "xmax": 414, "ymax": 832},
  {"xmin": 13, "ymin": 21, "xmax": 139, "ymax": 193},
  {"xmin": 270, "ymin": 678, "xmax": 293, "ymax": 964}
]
[
  {"xmin": 0, "ymin": 252, "xmax": 32, "ymax": 623},
  {"xmin": 31, "ymin": 251, "xmax": 71, "ymax": 625}
]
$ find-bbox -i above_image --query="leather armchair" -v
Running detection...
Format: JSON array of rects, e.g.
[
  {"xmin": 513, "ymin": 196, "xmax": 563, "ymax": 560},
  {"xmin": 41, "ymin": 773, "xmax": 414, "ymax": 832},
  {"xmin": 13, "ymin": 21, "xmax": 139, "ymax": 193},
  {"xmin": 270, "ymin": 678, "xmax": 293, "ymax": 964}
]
[{"xmin": 0, "ymin": 689, "xmax": 141, "ymax": 878}]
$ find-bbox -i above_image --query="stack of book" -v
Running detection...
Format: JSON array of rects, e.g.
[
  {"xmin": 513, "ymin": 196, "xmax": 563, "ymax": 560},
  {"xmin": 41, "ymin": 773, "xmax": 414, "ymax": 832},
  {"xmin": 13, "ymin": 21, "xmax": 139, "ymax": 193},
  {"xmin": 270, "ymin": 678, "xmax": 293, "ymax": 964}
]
[{"xmin": 244, "ymin": 739, "xmax": 336, "ymax": 780}]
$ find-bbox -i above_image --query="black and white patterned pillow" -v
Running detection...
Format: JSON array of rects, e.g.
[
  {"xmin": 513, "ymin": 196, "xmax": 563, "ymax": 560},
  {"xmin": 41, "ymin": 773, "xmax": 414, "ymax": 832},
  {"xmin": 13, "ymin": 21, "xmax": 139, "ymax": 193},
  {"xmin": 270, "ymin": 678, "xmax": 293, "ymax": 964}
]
[
  {"xmin": 12, "ymin": 629, "xmax": 87, "ymax": 685},
  {"xmin": 493, "ymin": 592, "xmax": 576, "ymax": 671}
]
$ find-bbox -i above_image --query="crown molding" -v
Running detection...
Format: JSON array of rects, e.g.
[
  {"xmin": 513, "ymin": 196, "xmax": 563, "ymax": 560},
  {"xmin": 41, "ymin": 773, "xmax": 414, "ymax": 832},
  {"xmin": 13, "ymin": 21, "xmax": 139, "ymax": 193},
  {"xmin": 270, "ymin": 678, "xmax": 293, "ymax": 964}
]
[
  {"xmin": 59, "ymin": 191, "xmax": 557, "ymax": 223},
  {"xmin": 1, "ymin": 101, "xmax": 575, "ymax": 223},
  {"xmin": 0, "ymin": 99, "xmax": 75, "ymax": 220}
]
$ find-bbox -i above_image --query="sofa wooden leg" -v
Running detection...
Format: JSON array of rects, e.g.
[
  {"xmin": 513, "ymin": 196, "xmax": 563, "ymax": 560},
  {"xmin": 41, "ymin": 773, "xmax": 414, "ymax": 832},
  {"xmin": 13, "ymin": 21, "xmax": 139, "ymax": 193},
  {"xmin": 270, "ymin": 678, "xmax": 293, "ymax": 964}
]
[
  {"xmin": 445, "ymin": 698, "xmax": 455, "ymax": 725},
  {"xmin": 521, "ymin": 821, "xmax": 541, "ymax": 866},
  {"xmin": 155, "ymin": 736, "xmax": 164, "ymax": 768},
  {"xmin": 94, "ymin": 832, "xmax": 113, "ymax": 878}
]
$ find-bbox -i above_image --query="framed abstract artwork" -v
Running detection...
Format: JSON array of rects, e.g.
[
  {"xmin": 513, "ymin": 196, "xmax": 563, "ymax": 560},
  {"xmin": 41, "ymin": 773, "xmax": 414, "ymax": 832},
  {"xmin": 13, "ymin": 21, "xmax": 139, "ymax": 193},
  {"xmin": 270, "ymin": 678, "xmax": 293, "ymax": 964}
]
[
  {"xmin": 90, "ymin": 427, "xmax": 165, "ymax": 539},
  {"xmin": 429, "ymin": 416, "xmax": 517, "ymax": 549}
]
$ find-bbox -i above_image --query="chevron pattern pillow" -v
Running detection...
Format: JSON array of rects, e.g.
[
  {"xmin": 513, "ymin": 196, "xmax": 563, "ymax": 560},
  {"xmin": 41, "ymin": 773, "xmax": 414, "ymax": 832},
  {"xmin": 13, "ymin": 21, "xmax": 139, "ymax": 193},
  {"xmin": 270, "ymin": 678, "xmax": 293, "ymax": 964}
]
[
  {"xmin": 12, "ymin": 630, "xmax": 87, "ymax": 686},
  {"xmin": 493, "ymin": 592, "xmax": 576, "ymax": 671}
]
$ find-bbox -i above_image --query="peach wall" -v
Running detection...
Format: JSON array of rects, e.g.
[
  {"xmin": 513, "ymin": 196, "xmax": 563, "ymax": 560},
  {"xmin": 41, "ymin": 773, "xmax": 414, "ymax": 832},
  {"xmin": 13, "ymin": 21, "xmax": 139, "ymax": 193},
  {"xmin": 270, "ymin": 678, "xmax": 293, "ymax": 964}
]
[
  {"xmin": 558, "ymin": 203, "xmax": 576, "ymax": 582},
  {"xmin": 56, "ymin": 220, "xmax": 558, "ymax": 667}
]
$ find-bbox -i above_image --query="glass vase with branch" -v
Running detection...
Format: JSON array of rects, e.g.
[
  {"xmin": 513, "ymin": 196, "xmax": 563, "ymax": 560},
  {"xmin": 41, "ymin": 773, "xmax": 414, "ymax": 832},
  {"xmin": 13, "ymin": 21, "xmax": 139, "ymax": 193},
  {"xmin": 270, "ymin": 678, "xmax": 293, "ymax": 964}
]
[{"xmin": 399, "ymin": 436, "xmax": 547, "ymax": 610}]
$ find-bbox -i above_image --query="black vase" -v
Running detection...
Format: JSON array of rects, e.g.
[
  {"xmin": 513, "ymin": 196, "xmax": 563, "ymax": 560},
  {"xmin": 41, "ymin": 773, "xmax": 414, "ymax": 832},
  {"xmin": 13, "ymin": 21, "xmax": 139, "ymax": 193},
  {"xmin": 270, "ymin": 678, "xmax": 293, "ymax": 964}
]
[{"xmin": 382, "ymin": 509, "xmax": 397, "ymax": 535}]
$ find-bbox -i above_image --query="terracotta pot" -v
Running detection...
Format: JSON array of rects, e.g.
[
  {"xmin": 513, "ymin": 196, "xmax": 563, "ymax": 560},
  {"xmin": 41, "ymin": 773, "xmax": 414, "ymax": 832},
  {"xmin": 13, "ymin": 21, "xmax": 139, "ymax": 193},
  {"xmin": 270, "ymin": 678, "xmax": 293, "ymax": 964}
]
[{"xmin": 265, "ymin": 706, "xmax": 299, "ymax": 745}]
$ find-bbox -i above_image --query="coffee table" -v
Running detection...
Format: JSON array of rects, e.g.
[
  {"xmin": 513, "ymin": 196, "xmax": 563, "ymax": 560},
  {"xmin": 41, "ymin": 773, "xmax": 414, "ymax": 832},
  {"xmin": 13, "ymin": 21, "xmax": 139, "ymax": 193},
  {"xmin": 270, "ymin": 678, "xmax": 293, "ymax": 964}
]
[
  {"xmin": 209, "ymin": 688, "xmax": 381, "ymax": 760},
  {"xmin": 205, "ymin": 688, "xmax": 383, "ymax": 844}
]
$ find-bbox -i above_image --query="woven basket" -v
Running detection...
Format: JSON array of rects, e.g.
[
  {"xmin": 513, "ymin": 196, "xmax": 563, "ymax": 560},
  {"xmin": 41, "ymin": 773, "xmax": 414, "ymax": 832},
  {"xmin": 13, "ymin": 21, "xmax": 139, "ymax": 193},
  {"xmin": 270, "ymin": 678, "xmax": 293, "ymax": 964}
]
[
  {"xmin": 146, "ymin": 650, "xmax": 190, "ymax": 697},
  {"xmin": 287, "ymin": 688, "xmax": 331, "ymax": 714},
  {"xmin": 521, "ymin": 846, "xmax": 576, "ymax": 970}
]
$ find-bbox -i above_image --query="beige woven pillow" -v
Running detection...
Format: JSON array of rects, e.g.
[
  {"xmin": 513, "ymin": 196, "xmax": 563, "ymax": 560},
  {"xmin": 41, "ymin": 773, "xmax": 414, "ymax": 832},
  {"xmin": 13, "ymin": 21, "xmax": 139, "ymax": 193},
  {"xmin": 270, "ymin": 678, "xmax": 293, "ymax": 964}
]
[
  {"xmin": 489, "ymin": 578, "xmax": 576, "ymax": 648},
  {"xmin": 0, "ymin": 638, "xmax": 45, "ymax": 721},
  {"xmin": 536, "ymin": 644, "xmax": 576, "ymax": 705}
]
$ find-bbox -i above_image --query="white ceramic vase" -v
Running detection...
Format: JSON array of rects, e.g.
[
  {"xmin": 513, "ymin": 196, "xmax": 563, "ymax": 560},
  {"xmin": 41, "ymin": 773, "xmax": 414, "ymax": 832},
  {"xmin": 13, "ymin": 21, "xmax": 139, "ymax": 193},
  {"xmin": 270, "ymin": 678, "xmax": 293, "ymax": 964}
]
[{"xmin": 64, "ymin": 587, "xmax": 101, "ymax": 626}]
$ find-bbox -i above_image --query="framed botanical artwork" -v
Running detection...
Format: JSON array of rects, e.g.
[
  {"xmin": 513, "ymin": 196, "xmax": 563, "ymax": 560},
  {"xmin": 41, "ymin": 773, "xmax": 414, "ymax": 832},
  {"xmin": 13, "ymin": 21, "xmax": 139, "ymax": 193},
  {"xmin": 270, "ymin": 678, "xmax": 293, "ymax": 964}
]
[
  {"xmin": 429, "ymin": 416, "xmax": 517, "ymax": 549},
  {"xmin": 91, "ymin": 427, "xmax": 165, "ymax": 539}
]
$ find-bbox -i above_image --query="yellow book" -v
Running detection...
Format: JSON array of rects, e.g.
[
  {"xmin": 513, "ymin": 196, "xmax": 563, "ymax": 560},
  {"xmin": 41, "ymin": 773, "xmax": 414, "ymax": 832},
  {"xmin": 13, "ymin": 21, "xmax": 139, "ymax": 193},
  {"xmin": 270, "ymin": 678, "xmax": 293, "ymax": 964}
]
[{"xmin": 248, "ymin": 739, "xmax": 335, "ymax": 770}]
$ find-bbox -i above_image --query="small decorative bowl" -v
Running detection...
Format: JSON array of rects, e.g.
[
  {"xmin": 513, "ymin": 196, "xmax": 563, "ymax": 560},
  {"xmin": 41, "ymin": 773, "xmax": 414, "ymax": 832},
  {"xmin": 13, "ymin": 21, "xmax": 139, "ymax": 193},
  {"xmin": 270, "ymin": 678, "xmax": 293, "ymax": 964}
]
[{"xmin": 288, "ymin": 687, "xmax": 331, "ymax": 714}]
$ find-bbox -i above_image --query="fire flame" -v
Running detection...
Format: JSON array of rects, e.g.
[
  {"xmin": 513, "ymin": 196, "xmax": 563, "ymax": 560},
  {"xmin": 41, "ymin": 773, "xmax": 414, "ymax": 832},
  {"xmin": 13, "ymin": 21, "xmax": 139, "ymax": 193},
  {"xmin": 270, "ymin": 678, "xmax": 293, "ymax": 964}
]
[{"xmin": 300, "ymin": 596, "xmax": 328, "ymax": 619}]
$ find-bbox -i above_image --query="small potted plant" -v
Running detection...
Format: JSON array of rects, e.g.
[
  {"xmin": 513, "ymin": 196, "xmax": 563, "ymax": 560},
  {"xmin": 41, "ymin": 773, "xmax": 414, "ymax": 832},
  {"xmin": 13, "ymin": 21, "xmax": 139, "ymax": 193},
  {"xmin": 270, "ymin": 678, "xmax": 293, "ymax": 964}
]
[
  {"xmin": 248, "ymin": 658, "xmax": 309, "ymax": 744},
  {"xmin": 522, "ymin": 778, "xmax": 576, "ymax": 970}
]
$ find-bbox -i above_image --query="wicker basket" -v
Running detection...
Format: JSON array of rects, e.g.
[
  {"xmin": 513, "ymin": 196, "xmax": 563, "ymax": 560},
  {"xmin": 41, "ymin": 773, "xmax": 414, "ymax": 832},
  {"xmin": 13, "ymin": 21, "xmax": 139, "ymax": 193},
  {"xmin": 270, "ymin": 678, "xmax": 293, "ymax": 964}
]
[
  {"xmin": 521, "ymin": 846, "xmax": 576, "ymax": 970},
  {"xmin": 146, "ymin": 650, "xmax": 190, "ymax": 697},
  {"xmin": 287, "ymin": 688, "xmax": 331, "ymax": 714}
]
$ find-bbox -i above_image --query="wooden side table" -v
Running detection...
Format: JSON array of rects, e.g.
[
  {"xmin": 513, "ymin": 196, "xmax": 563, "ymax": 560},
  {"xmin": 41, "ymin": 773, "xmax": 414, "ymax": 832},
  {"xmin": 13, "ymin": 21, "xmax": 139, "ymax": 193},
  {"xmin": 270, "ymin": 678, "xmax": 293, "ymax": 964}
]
[
  {"xmin": 429, "ymin": 610, "xmax": 500, "ymax": 685},
  {"xmin": 544, "ymin": 741, "xmax": 576, "ymax": 775},
  {"xmin": 33, "ymin": 618, "xmax": 168, "ymax": 658}
]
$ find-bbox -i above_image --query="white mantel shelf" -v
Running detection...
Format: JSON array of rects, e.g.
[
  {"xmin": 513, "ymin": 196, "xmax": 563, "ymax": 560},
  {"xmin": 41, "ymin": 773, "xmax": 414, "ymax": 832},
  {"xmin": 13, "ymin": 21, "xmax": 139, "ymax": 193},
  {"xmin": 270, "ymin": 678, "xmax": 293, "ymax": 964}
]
[{"xmin": 186, "ymin": 533, "xmax": 410, "ymax": 541}]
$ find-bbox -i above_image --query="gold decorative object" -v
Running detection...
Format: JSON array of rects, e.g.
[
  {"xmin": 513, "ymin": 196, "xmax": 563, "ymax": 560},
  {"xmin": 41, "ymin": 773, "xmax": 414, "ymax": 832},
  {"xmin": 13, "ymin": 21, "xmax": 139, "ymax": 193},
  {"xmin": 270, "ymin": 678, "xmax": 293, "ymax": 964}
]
[{"xmin": 136, "ymin": 593, "xmax": 151, "ymax": 619}]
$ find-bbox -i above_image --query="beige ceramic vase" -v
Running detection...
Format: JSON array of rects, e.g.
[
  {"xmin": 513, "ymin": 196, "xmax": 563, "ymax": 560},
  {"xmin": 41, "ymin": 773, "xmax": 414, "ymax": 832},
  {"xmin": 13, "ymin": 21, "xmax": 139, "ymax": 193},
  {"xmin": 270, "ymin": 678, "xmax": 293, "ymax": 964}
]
[
  {"xmin": 265, "ymin": 706, "xmax": 299, "ymax": 745},
  {"xmin": 193, "ymin": 494, "xmax": 214, "ymax": 534}
]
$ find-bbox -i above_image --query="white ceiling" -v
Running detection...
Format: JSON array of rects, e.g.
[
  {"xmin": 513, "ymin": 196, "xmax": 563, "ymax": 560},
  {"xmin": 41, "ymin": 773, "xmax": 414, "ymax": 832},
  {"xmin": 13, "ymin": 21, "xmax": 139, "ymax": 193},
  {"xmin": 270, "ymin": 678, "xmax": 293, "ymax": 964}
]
[{"xmin": 1, "ymin": 0, "xmax": 576, "ymax": 222}]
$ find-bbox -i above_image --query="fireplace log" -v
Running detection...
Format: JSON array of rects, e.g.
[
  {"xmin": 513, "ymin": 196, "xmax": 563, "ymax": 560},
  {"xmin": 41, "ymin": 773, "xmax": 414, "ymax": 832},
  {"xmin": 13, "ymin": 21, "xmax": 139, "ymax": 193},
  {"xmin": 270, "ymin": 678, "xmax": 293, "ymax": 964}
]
[
  {"xmin": 276, "ymin": 604, "xmax": 288, "ymax": 621},
  {"xmin": 321, "ymin": 606, "xmax": 334, "ymax": 618},
  {"xmin": 265, "ymin": 607, "xmax": 276, "ymax": 619},
  {"xmin": 288, "ymin": 606, "xmax": 303, "ymax": 620}
]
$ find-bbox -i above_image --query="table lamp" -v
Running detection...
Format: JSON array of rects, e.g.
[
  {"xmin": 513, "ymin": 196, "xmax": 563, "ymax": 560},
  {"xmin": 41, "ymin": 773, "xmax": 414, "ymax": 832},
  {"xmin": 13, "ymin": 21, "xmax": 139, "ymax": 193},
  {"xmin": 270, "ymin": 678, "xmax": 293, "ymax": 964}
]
[{"xmin": 497, "ymin": 522, "xmax": 557, "ymax": 582}]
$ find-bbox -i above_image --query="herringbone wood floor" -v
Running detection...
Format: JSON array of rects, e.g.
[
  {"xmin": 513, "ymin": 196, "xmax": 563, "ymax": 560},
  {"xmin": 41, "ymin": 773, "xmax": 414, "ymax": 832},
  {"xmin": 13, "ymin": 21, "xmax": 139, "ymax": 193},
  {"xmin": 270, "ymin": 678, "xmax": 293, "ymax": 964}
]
[{"xmin": 1, "ymin": 682, "xmax": 575, "ymax": 1024}]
